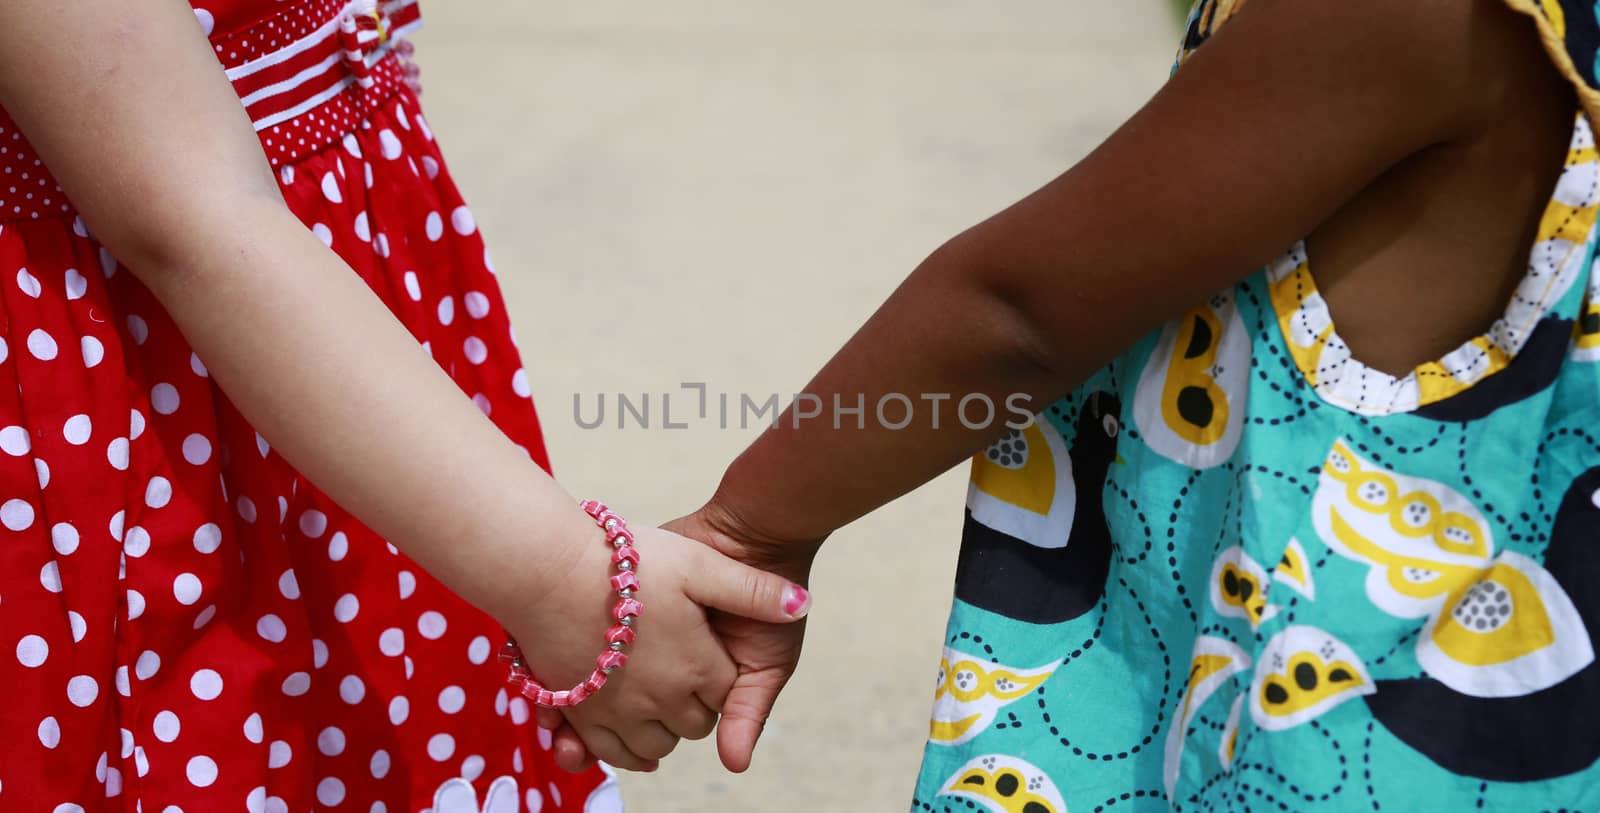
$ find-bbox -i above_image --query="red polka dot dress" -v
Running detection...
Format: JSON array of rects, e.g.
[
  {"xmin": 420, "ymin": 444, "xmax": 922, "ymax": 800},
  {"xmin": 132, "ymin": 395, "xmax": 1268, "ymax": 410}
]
[{"xmin": 0, "ymin": 2, "xmax": 619, "ymax": 811}]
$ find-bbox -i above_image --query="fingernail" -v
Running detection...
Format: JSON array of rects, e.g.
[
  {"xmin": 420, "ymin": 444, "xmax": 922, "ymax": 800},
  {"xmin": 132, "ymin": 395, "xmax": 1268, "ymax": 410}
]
[{"xmin": 782, "ymin": 583, "xmax": 811, "ymax": 618}]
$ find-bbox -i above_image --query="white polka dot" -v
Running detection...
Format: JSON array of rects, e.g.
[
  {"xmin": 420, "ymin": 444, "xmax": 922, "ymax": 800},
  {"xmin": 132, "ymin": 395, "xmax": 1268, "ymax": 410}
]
[
  {"xmin": 312, "ymin": 223, "xmax": 333, "ymax": 247},
  {"xmin": 342, "ymin": 133, "xmax": 362, "ymax": 159},
  {"xmin": 282, "ymin": 672, "xmax": 310, "ymax": 696},
  {"xmin": 257, "ymin": 614, "xmax": 287, "ymax": 643},
  {"xmin": 243, "ymin": 712, "xmax": 263, "ymax": 744},
  {"xmin": 0, "ymin": 336, "xmax": 7, "ymax": 364},
  {"xmin": 422, "ymin": 155, "xmax": 440, "ymax": 179},
  {"xmin": 461, "ymin": 754, "xmax": 485, "ymax": 781},
  {"xmin": 279, "ymin": 569, "xmax": 300, "ymax": 599},
  {"xmin": 35, "ymin": 457, "xmax": 49, "ymax": 488},
  {"xmin": 526, "ymin": 789, "xmax": 544, "ymax": 813},
  {"xmin": 398, "ymin": 571, "xmax": 416, "ymax": 599},
  {"xmin": 405, "ymin": 656, "xmax": 415, "ymax": 679},
  {"xmin": 127, "ymin": 589, "xmax": 146, "ymax": 620},
  {"xmin": 371, "ymin": 749, "xmax": 391, "ymax": 779},
  {"xmin": 388, "ymin": 696, "xmax": 409, "ymax": 725},
  {"xmin": 247, "ymin": 787, "xmax": 266, "ymax": 813},
  {"xmin": 403, "ymin": 271, "xmax": 421, "ymax": 301},
  {"xmin": 438, "ymin": 686, "xmax": 465, "ymax": 714},
  {"xmin": 379, "ymin": 129, "xmax": 402, "ymax": 159},
  {"xmin": 151, "ymin": 383, "xmax": 180, "ymax": 415},
  {"xmin": 279, "ymin": 164, "xmax": 296, "ymax": 185},
  {"xmin": 2, "ymin": 498, "xmax": 33, "ymax": 531},
  {"xmin": 333, "ymin": 594, "xmax": 359, "ymax": 623},
  {"xmin": 181, "ymin": 435, "xmax": 211, "ymax": 465},
  {"xmin": 190, "ymin": 669, "xmax": 222, "ymax": 701},
  {"xmin": 68, "ymin": 611, "xmax": 86, "ymax": 642},
  {"xmin": 321, "ymin": 173, "xmax": 342, "ymax": 204},
  {"xmin": 325, "ymin": 531, "xmax": 349, "ymax": 561},
  {"xmin": 80, "ymin": 336, "xmax": 104, "ymax": 368},
  {"xmin": 463, "ymin": 337, "xmax": 488, "ymax": 365},
  {"xmin": 153, "ymin": 710, "xmax": 180, "ymax": 743},
  {"xmin": 66, "ymin": 675, "xmax": 98, "ymax": 707},
  {"xmin": 437, "ymin": 296, "xmax": 454, "ymax": 325},
  {"xmin": 145, "ymin": 476, "xmax": 172, "ymax": 509},
  {"xmin": 237, "ymin": 496, "xmax": 257, "ymax": 523},
  {"xmin": 354, "ymin": 211, "xmax": 371, "ymax": 242},
  {"xmin": 312, "ymin": 638, "xmax": 329, "ymax": 669},
  {"xmin": 189, "ymin": 352, "xmax": 208, "ymax": 377},
  {"xmin": 509, "ymin": 697, "xmax": 529, "ymax": 725},
  {"xmin": 193, "ymin": 523, "xmax": 221, "ymax": 554},
  {"xmin": 193, "ymin": 8, "xmax": 214, "ymax": 35},
  {"xmin": 186, "ymin": 756, "xmax": 217, "ymax": 788},
  {"xmin": 64, "ymin": 268, "xmax": 87, "ymax": 300},
  {"xmin": 107, "ymin": 437, "xmax": 129, "ymax": 471},
  {"xmin": 26, "ymin": 329, "xmax": 56, "ymax": 360},
  {"xmin": 467, "ymin": 636, "xmax": 491, "ymax": 665},
  {"xmin": 373, "ymin": 232, "xmax": 390, "ymax": 257},
  {"xmin": 63, "ymin": 414, "xmax": 91, "ymax": 445},
  {"xmin": 494, "ymin": 688, "xmax": 509, "ymax": 717},
  {"xmin": 123, "ymin": 525, "xmax": 150, "ymax": 557},
  {"xmin": 0, "ymin": 425, "xmax": 29, "ymax": 456},
  {"xmin": 427, "ymin": 733, "xmax": 455, "ymax": 761},
  {"xmin": 46, "ymin": 524, "xmax": 80, "ymax": 559},
  {"xmin": 17, "ymin": 634, "xmax": 48, "ymax": 667},
  {"xmin": 339, "ymin": 675, "xmax": 365, "ymax": 704},
  {"xmin": 134, "ymin": 746, "xmax": 150, "ymax": 778},
  {"xmin": 38, "ymin": 716, "xmax": 59, "ymax": 748},
  {"xmin": 192, "ymin": 604, "xmax": 216, "ymax": 629},
  {"xmin": 129, "ymin": 409, "xmax": 145, "ymax": 440},
  {"xmin": 298, "ymin": 510, "xmax": 327, "ymax": 539},
  {"xmin": 450, "ymin": 206, "xmax": 476, "ymax": 235},
  {"xmin": 464, "ymin": 291, "xmax": 491, "ymax": 319},
  {"xmin": 54, "ymin": 805, "xmax": 85, "ymax": 813},
  {"xmin": 255, "ymin": 432, "xmax": 270, "ymax": 458},
  {"xmin": 135, "ymin": 650, "xmax": 160, "ymax": 680},
  {"xmin": 317, "ymin": 777, "xmax": 345, "ymax": 806},
  {"xmin": 317, "ymin": 726, "xmax": 346, "ymax": 756},
  {"xmin": 126, "ymin": 315, "xmax": 148, "ymax": 345},
  {"xmin": 16, "ymin": 268, "xmax": 40, "ymax": 297},
  {"xmin": 39, "ymin": 560, "xmax": 60, "ymax": 592},
  {"xmin": 424, "ymin": 212, "xmax": 443, "ymax": 241},
  {"xmin": 377, "ymin": 628, "xmax": 405, "ymax": 657},
  {"xmin": 115, "ymin": 667, "xmax": 131, "ymax": 697},
  {"xmin": 418, "ymin": 611, "xmax": 447, "ymax": 640},
  {"xmin": 268, "ymin": 740, "xmax": 292, "ymax": 769},
  {"xmin": 472, "ymin": 393, "xmax": 492, "ymax": 415},
  {"xmin": 536, "ymin": 726, "xmax": 552, "ymax": 752}
]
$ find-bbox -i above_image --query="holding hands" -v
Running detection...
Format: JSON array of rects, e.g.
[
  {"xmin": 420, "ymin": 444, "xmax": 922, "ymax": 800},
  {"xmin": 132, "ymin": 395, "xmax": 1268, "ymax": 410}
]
[{"xmin": 508, "ymin": 504, "xmax": 815, "ymax": 774}]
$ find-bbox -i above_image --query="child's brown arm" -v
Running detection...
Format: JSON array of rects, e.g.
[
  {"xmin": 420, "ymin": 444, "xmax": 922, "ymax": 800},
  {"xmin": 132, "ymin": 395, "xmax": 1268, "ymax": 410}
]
[
  {"xmin": 706, "ymin": 0, "xmax": 1520, "ymax": 551},
  {"xmin": 663, "ymin": 0, "xmax": 1548, "ymax": 772}
]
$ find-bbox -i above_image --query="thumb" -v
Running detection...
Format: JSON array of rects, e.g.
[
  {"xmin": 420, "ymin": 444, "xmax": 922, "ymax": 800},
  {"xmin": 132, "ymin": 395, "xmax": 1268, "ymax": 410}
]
[
  {"xmin": 684, "ymin": 550, "xmax": 811, "ymax": 623},
  {"xmin": 716, "ymin": 671, "xmax": 784, "ymax": 773}
]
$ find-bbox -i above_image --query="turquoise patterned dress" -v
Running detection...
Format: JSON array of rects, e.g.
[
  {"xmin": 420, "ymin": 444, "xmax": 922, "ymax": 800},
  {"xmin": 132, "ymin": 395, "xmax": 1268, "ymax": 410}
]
[{"xmin": 909, "ymin": 1, "xmax": 1600, "ymax": 810}]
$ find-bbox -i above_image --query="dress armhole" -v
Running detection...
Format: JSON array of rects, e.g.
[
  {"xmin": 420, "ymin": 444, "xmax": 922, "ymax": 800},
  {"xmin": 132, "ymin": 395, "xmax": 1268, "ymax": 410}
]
[{"xmin": 1503, "ymin": 0, "xmax": 1600, "ymax": 124}]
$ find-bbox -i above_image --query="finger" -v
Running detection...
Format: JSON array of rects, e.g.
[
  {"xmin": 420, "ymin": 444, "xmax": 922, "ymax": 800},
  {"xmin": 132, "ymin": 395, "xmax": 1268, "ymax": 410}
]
[
  {"xmin": 535, "ymin": 707, "xmax": 564, "ymax": 732},
  {"xmin": 617, "ymin": 719, "xmax": 681, "ymax": 762},
  {"xmin": 664, "ymin": 695, "xmax": 719, "ymax": 741},
  {"xmin": 578, "ymin": 724, "xmax": 659, "ymax": 773},
  {"xmin": 715, "ymin": 671, "xmax": 789, "ymax": 773},
  {"xmin": 683, "ymin": 549, "xmax": 811, "ymax": 624},
  {"xmin": 552, "ymin": 724, "xmax": 599, "ymax": 774}
]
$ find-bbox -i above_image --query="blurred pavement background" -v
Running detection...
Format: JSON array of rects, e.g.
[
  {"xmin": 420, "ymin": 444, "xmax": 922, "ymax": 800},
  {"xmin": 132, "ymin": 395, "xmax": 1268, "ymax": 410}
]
[{"xmin": 413, "ymin": 3, "xmax": 1175, "ymax": 810}]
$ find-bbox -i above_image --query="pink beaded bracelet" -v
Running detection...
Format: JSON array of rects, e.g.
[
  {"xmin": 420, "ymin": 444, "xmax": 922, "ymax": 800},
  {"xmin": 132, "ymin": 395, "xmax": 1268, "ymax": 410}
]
[{"xmin": 498, "ymin": 500, "xmax": 641, "ymax": 709}]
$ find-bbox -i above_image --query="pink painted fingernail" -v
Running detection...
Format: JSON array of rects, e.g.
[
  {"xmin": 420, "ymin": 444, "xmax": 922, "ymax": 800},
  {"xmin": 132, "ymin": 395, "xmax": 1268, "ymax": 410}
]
[{"xmin": 782, "ymin": 584, "xmax": 811, "ymax": 618}]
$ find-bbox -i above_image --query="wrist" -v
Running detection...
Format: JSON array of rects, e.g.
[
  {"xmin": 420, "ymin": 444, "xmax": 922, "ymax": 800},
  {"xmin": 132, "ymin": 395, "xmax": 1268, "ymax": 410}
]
[{"xmin": 692, "ymin": 492, "xmax": 826, "ymax": 579}]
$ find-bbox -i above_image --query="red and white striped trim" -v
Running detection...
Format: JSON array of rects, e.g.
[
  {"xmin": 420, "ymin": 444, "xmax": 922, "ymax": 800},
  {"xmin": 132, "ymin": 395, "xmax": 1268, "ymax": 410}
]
[{"xmin": 225, "ymin": 0, "xmax": 420, "ymax": 132}]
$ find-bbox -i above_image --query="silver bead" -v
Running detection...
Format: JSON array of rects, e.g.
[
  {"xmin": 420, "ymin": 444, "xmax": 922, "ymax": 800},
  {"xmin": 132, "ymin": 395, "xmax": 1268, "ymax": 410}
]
[
  {"xmin": 602, "ymin": 665, "xmax": 617, "ymax": 674},
  {"xmin": 603, "ymin": 518, "xmax": 619, "ymax": 532},
  {"xmin": 619, "ymin": 616, "xmax": 633, "ymax": 627},
  {"xmin": 609, "ymin": 641, "xmax": 625, "ymax": 651},
  {"xmin": 618, "ymin": 587, "xmax": 634, "ymax": 598},
  {"xmin": 618, "ymin": 561, "xmax": 634, "ymax": 572}
]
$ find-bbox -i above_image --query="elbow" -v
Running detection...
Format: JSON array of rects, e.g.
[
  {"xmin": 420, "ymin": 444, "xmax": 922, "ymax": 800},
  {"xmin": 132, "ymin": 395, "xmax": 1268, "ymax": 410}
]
[{"xmin": 86, "ymin": 187, "xmax": 289, "ymax": 291}]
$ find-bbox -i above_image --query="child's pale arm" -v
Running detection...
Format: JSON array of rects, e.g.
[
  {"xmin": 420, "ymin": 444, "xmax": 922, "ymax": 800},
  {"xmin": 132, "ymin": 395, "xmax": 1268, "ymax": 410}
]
[{"xmin": 0, "ymin": 0, "xmax": 806, "ymax": 770}]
